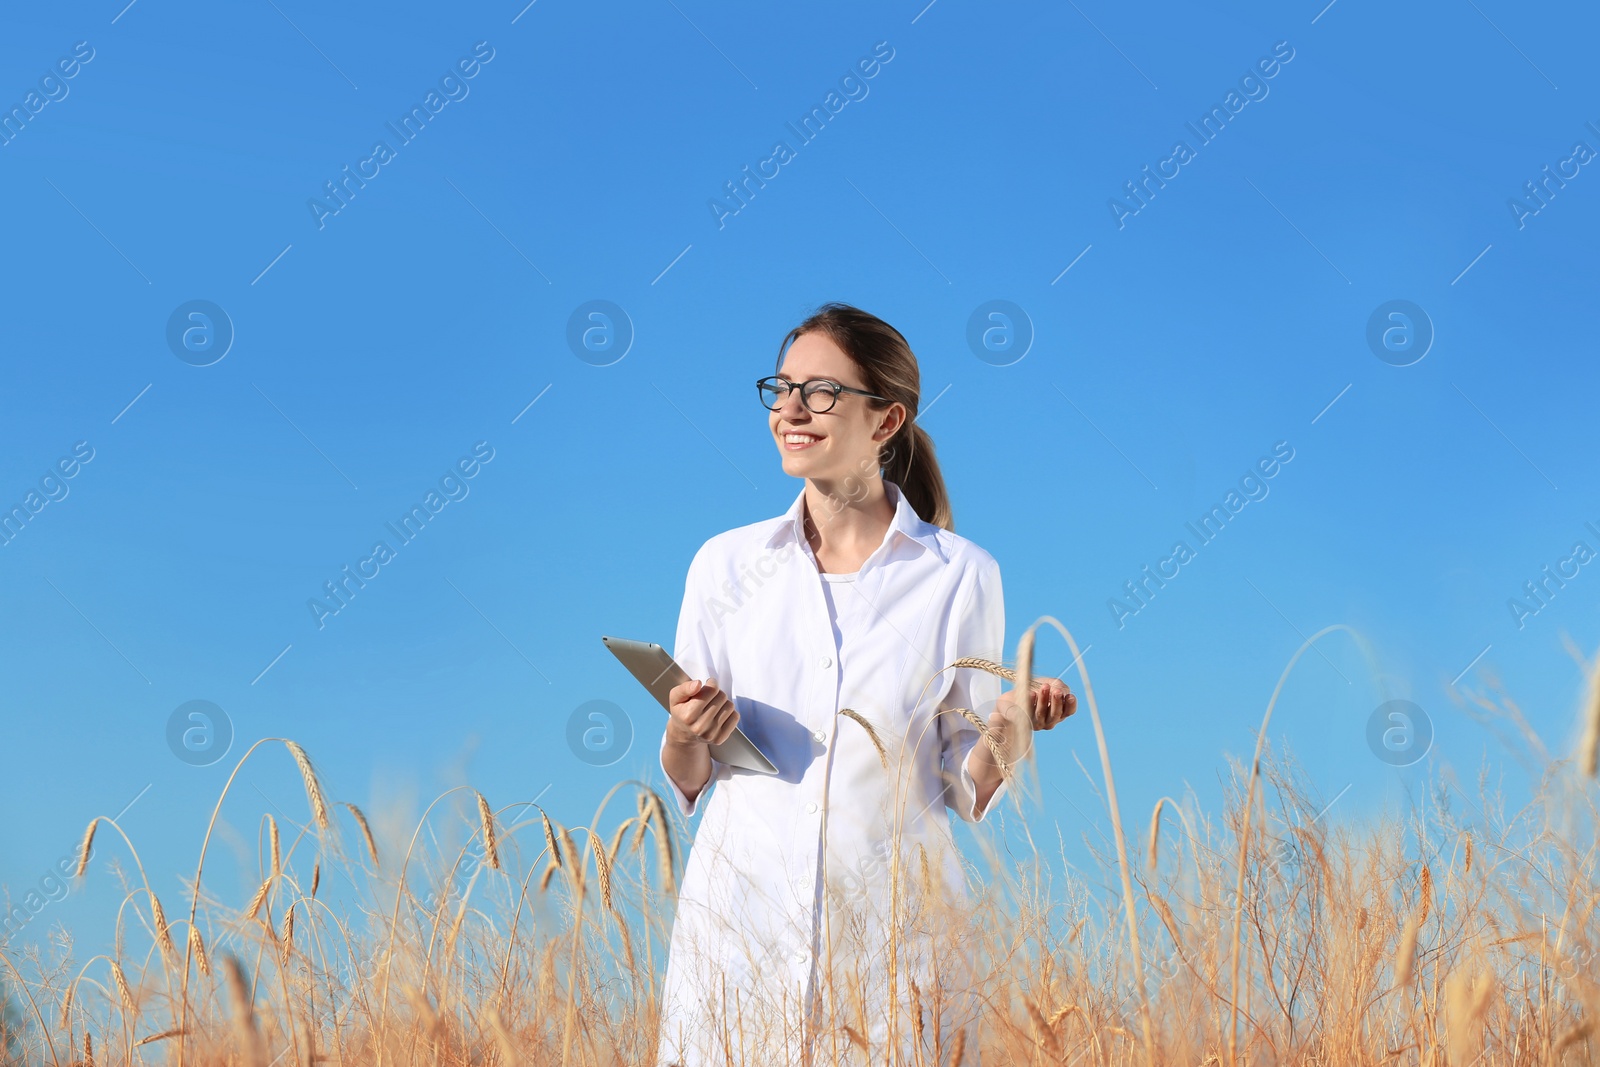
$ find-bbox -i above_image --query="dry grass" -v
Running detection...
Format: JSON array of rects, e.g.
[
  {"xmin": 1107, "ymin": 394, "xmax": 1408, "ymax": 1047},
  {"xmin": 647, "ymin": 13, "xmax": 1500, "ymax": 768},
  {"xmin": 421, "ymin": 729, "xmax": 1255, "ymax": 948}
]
[{"xmin": 6, "ymin": 636, "xmax": 1600, "ymax": 1066}]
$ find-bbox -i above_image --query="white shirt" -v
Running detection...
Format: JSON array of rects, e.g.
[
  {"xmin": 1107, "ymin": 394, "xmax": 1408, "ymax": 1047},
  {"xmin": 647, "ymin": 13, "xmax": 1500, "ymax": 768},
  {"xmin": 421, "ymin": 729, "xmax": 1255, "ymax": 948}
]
[{"xmin": 655, "ymin": 479, "xmax": 1008, "ymax": 1066}]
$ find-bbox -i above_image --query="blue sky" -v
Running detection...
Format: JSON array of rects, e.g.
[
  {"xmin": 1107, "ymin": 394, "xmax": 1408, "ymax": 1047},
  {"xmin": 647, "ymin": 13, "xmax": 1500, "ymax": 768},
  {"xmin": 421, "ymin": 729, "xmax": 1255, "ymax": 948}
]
[{"xmin": 2, "ymin": 0, "xmax": 1597, "ymax": 949}]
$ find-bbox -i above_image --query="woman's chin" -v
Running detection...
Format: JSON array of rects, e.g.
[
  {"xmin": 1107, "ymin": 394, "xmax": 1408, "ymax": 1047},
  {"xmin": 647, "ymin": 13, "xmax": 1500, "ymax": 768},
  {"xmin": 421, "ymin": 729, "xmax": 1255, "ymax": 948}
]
[{"xmin": 779, "ymin": 451, "xmax": 816, "ymax": 475}]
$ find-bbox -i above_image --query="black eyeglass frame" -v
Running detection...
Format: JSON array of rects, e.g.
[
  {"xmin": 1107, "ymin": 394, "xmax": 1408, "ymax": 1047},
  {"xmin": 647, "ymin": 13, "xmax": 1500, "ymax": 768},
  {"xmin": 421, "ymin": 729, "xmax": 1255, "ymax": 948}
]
[{"xmin": 755, "ymin": 375, "xmax": 891, "ymax": 413}]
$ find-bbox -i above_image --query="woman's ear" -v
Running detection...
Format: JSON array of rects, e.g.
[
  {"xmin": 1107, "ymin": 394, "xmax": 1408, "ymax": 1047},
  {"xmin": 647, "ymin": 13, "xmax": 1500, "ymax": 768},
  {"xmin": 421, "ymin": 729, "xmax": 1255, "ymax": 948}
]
[{"xmin": 875, "ymin": 402, "xmax": 907, "ymax": 442}]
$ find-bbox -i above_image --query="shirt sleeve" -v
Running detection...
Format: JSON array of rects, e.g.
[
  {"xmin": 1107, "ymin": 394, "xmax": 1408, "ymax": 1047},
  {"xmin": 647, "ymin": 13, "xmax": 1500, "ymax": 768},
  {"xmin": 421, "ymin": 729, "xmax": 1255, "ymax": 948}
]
[
  {"xmin": 659, "ymin": 543, "xmax": 726, "ymax": 819},
  {"xmin": 939, "ymin": 554, "xmax": 1008, "ymax": 823}
]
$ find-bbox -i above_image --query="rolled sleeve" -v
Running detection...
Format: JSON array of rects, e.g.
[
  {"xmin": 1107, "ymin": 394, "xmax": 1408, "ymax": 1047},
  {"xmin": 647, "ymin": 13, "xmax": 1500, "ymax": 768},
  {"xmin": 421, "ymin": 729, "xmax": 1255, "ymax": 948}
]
[
  {"xmin": 658, "ymin": 543, "xmax": 725, "ymax": 819},
  {"xmin": 940, "ymin": 555, "xmax": 1007, "ymax": 823}
]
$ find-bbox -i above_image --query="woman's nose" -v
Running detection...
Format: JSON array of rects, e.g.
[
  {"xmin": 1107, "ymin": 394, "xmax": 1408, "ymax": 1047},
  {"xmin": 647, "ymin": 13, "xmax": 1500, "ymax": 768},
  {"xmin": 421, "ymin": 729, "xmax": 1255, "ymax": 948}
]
[{"xmin": 778, "ymin": 386, "xmax": 810, "ymax": 417}]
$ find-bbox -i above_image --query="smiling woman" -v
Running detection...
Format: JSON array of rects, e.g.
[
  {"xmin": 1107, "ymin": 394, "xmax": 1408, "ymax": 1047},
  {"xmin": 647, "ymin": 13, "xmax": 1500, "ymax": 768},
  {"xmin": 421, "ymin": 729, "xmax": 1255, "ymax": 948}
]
[{"xmin": 653, "ymin": 302, "xmax": 1074, "ymax": 1066}]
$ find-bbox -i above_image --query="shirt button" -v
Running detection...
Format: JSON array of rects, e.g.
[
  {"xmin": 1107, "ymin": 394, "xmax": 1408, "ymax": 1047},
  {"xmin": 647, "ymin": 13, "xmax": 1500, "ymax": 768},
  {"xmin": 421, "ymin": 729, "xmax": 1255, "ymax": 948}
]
[
  {"xmin": 806, "ymin": 802, "xmax": 818, "ymax": 814},
  {"xmin": 819, "ymin": 655, "xmax": 832, "ymax": 668},
  {"xmin": 792, "ymin": 950, "xmax": 807, "ymax": 964},
  {"xmin": 813, "ymin": 730, "xmax": 826, "ymax": 743}
]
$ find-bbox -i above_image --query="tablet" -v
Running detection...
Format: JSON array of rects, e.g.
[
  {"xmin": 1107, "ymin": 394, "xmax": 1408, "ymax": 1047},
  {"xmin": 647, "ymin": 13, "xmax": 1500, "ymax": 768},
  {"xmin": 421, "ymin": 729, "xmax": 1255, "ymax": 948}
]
[{"xmin": 601, "ymin": 636, "xmax": 779, "ymax": 775}]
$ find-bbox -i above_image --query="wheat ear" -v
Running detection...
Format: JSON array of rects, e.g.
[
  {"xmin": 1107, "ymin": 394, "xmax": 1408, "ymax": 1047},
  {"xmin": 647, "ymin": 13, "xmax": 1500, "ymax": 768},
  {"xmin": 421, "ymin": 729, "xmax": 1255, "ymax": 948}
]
[
  {"xmin": 284, "ymin": 741, "xmax": 329, "ymax": 830},
  {"xmin": 476, "ymin": 792, "xmax": 501, "ymax": 871},
  {"xmin": 189, "ymin": 925, "xmax": 212, "ymax": 977},
  {"xmin": 149, "ymin": 893, "xmax": 177, "ymax": 966},
  {"xmin": 343, "ymin": 802, "xmax": 379, "ymax": 866},
  {"xmin": 840, "ymin": 708, "xmax": 889, "ymax": 770},
  {"xmin": 75, "ymin": 818, "xmax": 99, "ymax": 877}
]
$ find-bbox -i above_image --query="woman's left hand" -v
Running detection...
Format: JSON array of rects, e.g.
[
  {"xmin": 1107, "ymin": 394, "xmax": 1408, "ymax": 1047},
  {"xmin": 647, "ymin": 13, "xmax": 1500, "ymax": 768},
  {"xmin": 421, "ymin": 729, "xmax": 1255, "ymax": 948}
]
[
  {"xmin": 974, "ymin": 678, "xmax": 1075, "ymax": 777},
  {"xmin": 994, "ymin": 677, "xmax": 1075, "ymax": 732}
]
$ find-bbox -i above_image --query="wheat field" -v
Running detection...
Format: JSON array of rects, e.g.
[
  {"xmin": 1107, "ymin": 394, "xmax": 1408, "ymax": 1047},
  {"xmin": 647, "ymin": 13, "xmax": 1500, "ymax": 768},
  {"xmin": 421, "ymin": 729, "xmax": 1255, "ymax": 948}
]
[{"xmin": 5, "ymin": 621, "xmax": 1600, "ymax": 1066}]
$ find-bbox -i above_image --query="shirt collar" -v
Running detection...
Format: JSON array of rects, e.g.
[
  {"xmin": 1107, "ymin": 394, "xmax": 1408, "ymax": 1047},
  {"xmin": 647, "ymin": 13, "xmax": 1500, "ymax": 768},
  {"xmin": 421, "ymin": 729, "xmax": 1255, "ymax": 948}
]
[{"xmin": 763, "ymin": 479, "xmax": 947, "ymax": 566}]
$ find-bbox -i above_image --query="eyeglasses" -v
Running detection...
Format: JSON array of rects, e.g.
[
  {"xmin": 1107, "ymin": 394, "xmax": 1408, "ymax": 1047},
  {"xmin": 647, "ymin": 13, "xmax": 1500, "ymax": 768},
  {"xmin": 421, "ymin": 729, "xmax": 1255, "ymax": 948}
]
[{"xmin": 756, "ymin": 375, "xmax": 889, "ymax": 414}]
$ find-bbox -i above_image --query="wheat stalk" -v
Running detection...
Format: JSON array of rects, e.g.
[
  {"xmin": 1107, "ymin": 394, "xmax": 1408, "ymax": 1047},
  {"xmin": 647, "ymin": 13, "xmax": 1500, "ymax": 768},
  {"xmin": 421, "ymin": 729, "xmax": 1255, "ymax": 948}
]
[
  {"xmin": 404, "ymin": 983, "xmax": 441, "ymax": 1036},
  {"xmin": 560, "ymin": 827, "xmax": 584, "ymax": 901},
  {"xmin": 477, "ymin": 791, "xmax": 501, "ymax": 871},
  {"xmin": 224, "ymin": 955, "xmax": 265, "ymax": 1067},
  {"xmin": 244, "ymin": 877, "xmax": 271, "ymax": 922},
  {"xmin": 1394, "ymin": 913, "xmax": 1420, "ymax": 989},
  {"xmin": 608, "ymin": 817, "xmax": 634, "ymax": 872},
  {"xmin": 968, "ymin": 706, "xmax": 1017, "ymax": 778},
  {"xmin": 1446, "ymin": 967, "xmax": 1496, "ymax": 1064},
  {"xmin": 148, "ymin": 893, "xmax": 177, "ymax": 967},
  {"xmin": 1026, "ymin": 997, "xmax": 1062, "ymax": 1057},
  {"xmin": 189, "ymin": 926, "xmax": 211, "ymax": 977},
  {"xmin": 541, "ymin": 809, "xmax": 562, "ymax": 868},
  {"xmin": 343, "ymin": 801, "xmax": 379, "ymax": 865},
  {"xmin": 1150, "ymin": 892, "xmax": 1185, "ymax": 952},
  {"xmin": 1580, "ymin": 654, "xmax": 1600, "ymax": 775},
  {"xmin": 110, "ymin": 961, "xmax": 135, "ymax": 1020},
  {"xmin": 486, "ymin": 1006, "xmax": 519, "ymax": 1066},
  {"xmin": 284, "ymin": 741, "xmax": 329, "ymax": 830},
  {"xmin": 644, "ymin": 791, "xmax": 675, "ymax": 894},
  {"xmin": 949, "ymin": 656, "xmax": 1055, "ymax": 694},
  {"xmin": 446, "ymin": 901, "xmax": 467, "ymax": 953},
  {"xmin": 1148, "ymin": 797, "xmax": 1171, "ymax": 870},
  {"xmin": 267, "ymin": 815, "xmax": 281, "ymax": 878},
  {"xmin": 633, "ymin": 791, "xmax": 653, "ymax": 849},
  {"xmin": 593, "ymin": 829, "xmax": 617, "ymax": 915},
  {"xmin": 840, "ymin": 708, "xmax": 890, "ymax": 770},
  {"xmin": 133, "ymin": 1028, "xmax": 187, "ymax": 1048},
  {"xmin": 75, "ymin": 818, "xmax": 99, "ymax": 877}
]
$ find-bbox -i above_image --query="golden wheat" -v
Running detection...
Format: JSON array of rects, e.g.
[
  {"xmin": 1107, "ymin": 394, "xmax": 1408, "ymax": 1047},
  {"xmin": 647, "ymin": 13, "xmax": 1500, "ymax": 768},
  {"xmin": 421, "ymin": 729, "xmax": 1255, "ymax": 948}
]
[
  {"xmin": 243, "ymin": 876, "xmax": 271, "ymax": 922},
  {"xmin": 148, "ymin": 893, "xmax": 176, "ymax": 967},
  {"xmin": 540, "ymin": 808, "xmax": 561, "ymax": 868},
  {"xmin": 23, "ymin": 649, "xmax": 1600, "ymax": 1067},
  {"xmin": 188, "ymin": 925, "xmax": 211, "ymax": 978},
  {"xmin": 1580, "ymin": 657, "xmax": 1600, "ymax": 776},
  {"xmin": 109, "ymin": 960, "xmax": 134, "ymax": 1020},
  {"xmin": 476, "ymin": 790, "xmax": 501, "ymax": 871},
  {"xmin": 223, "ymin": 954, "xmax": 265, "ymax": 1067},
  {"xmin": 343, "ymin": 800, "xmax": 379, "ymax": 865},
  {"xmin": 132, "ymin": 1028, "xmax": 186, "ymax": 1048},
  {"xmin": 285, "ymin": 740, "xmax": 330, "ymax": 830},
  {"xmin": 267, "ymin": 813, "xmax": 281, "ymax": 878},
  {"xmin": 840, "ymin": 707, "xmax": 890, "ymax": 770},
  {"xmin": 74, "ymin": 817, "xmax": 99, "ymax": 877}
]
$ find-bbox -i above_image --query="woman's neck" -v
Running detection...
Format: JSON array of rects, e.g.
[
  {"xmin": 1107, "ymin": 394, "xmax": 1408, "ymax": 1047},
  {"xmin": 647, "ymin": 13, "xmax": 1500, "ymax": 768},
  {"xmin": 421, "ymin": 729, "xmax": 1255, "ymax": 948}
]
[{"xmin": 802, "ymin": 479, "xmax": 892, "ymax": 573}]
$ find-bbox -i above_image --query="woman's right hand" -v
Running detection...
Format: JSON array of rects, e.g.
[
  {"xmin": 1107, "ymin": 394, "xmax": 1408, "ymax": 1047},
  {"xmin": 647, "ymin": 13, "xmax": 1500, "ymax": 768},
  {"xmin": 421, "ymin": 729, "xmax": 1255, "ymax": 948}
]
[{"xmin": 666, "ymin": 676, "xmax": 740, "ymax": 747}]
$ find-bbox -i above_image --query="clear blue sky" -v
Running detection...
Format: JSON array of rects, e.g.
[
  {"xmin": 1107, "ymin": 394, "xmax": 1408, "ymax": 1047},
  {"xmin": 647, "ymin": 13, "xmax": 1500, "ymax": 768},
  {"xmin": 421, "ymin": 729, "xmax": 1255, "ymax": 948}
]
[{"xmin": 3, "ymin": 0, "xmax": 1596, "ymax": 948}]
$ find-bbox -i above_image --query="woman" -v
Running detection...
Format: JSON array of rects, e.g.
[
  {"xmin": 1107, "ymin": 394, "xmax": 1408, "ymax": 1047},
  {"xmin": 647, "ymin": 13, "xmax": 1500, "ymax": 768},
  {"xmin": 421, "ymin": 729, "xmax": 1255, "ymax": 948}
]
[{"xmin": 655, "ymin": 303, "xmax": 1074, "ymax": 1066}]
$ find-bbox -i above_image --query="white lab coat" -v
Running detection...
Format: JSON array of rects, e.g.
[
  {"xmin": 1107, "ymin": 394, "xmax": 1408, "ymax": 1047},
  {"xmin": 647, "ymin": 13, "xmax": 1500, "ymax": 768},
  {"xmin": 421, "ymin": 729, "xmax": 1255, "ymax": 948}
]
[{"xmin": 655, "ymin": 479, "xmax": 1008, "ymax": 1066}]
